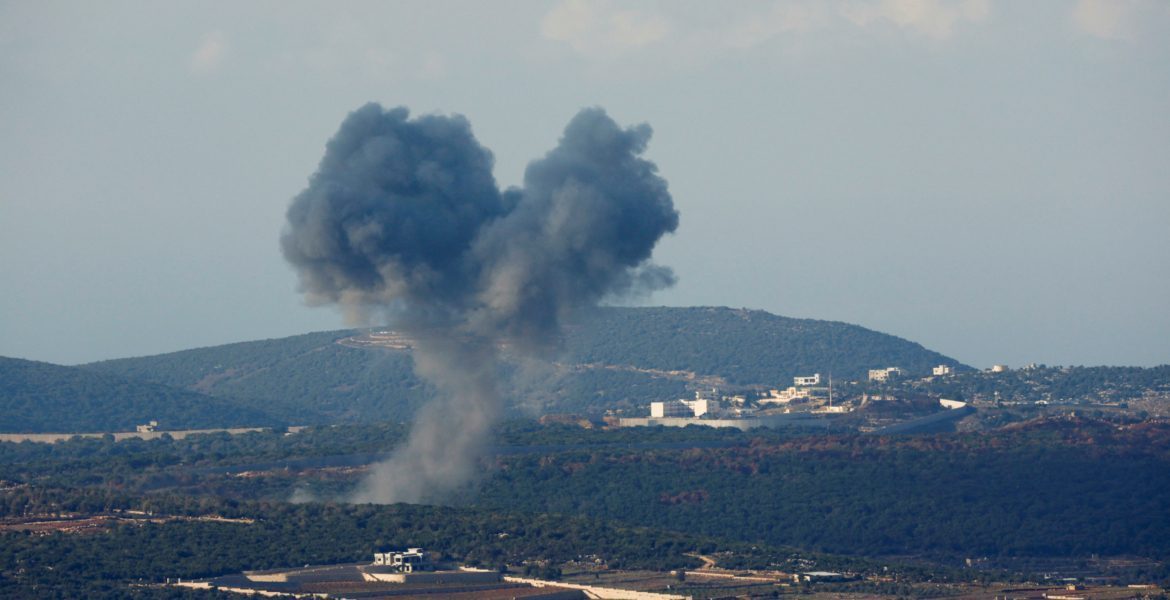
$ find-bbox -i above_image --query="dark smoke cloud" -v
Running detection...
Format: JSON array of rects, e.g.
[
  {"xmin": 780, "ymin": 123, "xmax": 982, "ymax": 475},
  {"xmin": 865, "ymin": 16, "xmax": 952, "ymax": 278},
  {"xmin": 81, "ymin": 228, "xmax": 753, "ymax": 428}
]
[
  {"xmin": 468, "ymin": 108, "xmax": 678, "ymax": 347},
  {"xmin": 282, "ymin": 104, "xmax": 510, "ymax": 319},
  {"xmin": 282, "ymin": 103, "xmax": 678, "ymax": 503}
]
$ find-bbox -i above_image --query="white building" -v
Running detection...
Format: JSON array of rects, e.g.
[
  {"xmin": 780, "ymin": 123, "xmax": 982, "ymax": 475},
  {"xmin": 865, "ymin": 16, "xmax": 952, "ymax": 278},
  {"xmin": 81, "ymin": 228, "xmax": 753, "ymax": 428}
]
[
  {"xmin": 932, "ymin": 365, "xmax": 953, "ymax": 376},
  {"xmin": 760, "ymin": 387, "xmax": 804, "ymax": 404},
  {"xmin": 651, "ymin": 397, "xmax": 722, "ymax": 418},
  {"xmin": 373, "ymin": 548, "xmax": 431, "ymax": 572},
  {"xmin": 868, "ymin": 367, "xmax": 903, "ymax": 382},
  {"xmin": 990, "ymin": 364, "xmax": 1009, "ymax": 373},
  {"xmin": 682, "ymin": 398, "xmax": 720, "ymax": 417},
  {"xmin": 650, "ymin": 400, "xmax": 691, "ymax": 418},
  {"xmin": 760, "ymin": 386, "xmax": 828, "ymax": 404},
  {"xmin": 794, "ymin": 373, "xmax": 821, "ymax": 386}
]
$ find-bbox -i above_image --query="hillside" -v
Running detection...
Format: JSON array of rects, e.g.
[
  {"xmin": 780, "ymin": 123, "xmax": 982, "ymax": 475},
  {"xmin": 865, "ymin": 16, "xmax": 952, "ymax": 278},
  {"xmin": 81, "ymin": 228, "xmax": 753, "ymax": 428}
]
[
  {"xmin": 83, "ymin": 330, "xmax": 437, "ymax": 425},
  {"xmin": 84, "ymin": 306, "xmax": 966, "ymax": 423},
  {"xmin": 564, "ymin": 306, "xmax": 965, "ymax": 384},
  {"xmin": 0, "ymin": 357, "xmax": 281, "ymax": 433}
]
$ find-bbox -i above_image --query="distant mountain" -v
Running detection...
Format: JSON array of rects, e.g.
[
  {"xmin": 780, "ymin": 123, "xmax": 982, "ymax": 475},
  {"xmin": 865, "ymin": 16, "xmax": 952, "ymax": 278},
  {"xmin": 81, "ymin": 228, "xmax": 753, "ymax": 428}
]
[
  {"xmin": 0, "ymin": 356, "xmax": 281, "ymax": 433},
  {"xmin": 83, "ymin": 307, "xmax": 966, "ymax": 423},
  {"xmin": 564, "ymin": 306, "xmax": 967, "ymax": 384}
]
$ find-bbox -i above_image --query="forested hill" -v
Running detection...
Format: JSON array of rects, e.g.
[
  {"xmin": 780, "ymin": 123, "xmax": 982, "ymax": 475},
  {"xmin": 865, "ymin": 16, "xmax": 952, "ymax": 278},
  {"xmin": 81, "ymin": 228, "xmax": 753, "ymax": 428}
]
[
  {"xmin": 0, "ymin": 356, "xmax": 281, "ymax": 433},
  {"xmin": 85, "ymin": 329, "xmax": 431, "ymax": 424},
  {"xmin": 565, "ymin": 306, "xmax": 966, "ymax": 384},
  {"xmin": 80, "ymin": 307, "xmax": 965, "ymax": 424}
]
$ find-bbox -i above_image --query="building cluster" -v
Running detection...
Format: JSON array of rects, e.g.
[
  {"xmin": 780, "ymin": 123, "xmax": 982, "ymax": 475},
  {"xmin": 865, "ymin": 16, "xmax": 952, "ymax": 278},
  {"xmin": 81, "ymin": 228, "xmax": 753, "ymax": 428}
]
[
  {"xmin": 651, "ymin": 372, "xmax": 848, "ymax": 420},
  {"xmin": 650, "ymin": 390, "xmax": 754, "ymax": 419},
  {"xmin": 760, "ymin": 373, "xmax": 831, "ymax": 405},
  {"xmin": 638, "ymin": 363, "xmax": 982, "ymax": 427}
]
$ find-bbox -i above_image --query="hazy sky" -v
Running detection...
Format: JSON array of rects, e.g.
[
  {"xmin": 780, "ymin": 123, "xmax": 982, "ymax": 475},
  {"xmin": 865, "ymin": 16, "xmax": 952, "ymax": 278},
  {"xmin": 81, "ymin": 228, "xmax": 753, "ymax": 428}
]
[{"xmin": 2, "ymin": 0, "xmax": 1168, "ymax": 368}]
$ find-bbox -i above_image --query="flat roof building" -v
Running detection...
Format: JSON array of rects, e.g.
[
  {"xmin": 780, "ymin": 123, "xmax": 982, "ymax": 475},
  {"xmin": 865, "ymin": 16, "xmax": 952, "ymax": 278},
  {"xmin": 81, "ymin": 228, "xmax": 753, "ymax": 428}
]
[
  {"xmin": 650, "ymin": 400, "xmax": 691, "ymax": 418},
  {"xmin": 794, "ymin": 373, "xmax": 821, "ymax": 386}
]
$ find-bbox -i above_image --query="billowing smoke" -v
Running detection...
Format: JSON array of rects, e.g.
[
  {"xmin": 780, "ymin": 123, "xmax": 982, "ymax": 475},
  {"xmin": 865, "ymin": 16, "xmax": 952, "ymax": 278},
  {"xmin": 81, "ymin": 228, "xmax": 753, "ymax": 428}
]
[{"xmin": 282, "ymin": 103, "xmax": 678, "ymax": 503}]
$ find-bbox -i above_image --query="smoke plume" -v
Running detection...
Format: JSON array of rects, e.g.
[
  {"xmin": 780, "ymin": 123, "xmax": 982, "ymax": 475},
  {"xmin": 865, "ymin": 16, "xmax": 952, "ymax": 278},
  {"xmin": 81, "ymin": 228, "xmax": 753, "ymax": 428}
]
[{"xmin": 282, "ymin": 103, "xmax": 678, "ymax": 503}]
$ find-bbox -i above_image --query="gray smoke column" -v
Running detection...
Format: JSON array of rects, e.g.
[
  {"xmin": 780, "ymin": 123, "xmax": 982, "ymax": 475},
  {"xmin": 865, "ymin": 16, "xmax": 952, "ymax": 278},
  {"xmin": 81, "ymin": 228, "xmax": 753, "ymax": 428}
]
[{"xmin": 282, "ymin": 103, "xmax": 678, "ymax": 503}]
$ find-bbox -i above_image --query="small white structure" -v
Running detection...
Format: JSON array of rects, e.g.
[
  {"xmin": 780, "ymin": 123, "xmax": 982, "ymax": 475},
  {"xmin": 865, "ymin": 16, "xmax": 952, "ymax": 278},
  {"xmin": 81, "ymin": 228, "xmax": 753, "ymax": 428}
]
[
  {"xmin": 795, "ymin": 571, "xmax": 847, "ymax": 583},
  {"xmin": 794, "ymin": 373, "xmax": 821, "ymax": 387},
  {"xmin": 868, "ymin": 367, "xmax": 903, "ymax": 382},
  {"xmin": 136, "ymin": 420, "xmax": 159, "ymax": 433},
  {"xmin": 372, "ymin": 548, "xmax": 431, "ymax": 573},
  {"xmin": 990, "ymin": 364, "xmax": 1009, "ymax": 373},
  {"xmin": 932, "ymin": 365, "xmax": 953, "ymax": 376},
  {"xmin": 761, "ymin": 387, "xmax": 807, "ymax": 404}
]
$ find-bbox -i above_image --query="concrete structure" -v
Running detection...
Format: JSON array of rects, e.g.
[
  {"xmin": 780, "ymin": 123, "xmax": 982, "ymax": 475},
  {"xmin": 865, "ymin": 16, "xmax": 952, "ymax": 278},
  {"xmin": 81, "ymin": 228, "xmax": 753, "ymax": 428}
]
[
  {"xmin": 868, "ymin": 367, "xmax": 903, "ymax": 382},
  {"xmin": 136, "ymin": 420, "xmax": 159, "ymax": 433},
  {"xmin": 681, "ymin": 398, "xmax": 720, "ymax": 417},
  {"xmin": 726, "ymin": 405, "xmax": 756, "ymax": 417},
  {"xmin": 795, "ymin": 571, "xmax": 848, "ymax": 583},
  {"xmin": 650, "ymin": 400, "xmax": 691, "ymax": 418},
  {"xmin": 372, "ymin": 547, "xmax": 431, "ymax": 572},
  {"xmin": 938, "ymin": 398, "xmax": 967, "ymax": 409},
  {"xmin": 362, "ymin": 569, "xmax": 502, "ymax": 584},
  {"xmin": 760, "ymin": 388, "xmax": 797, "ymax": 404},
  {"xmin": 990, "ymin": 364, "xmax": 1010, "ymax": 373},
  {"xmin": 651, "ymin": 398, "xmax": 721, "ymax": 418},
  {"xmin": 794, "ymin": 373, "xmax": 821, "ymax": 386},
  {"xmin": 932, "ymin": 365, "xmax": 953, "ymax": 376},
  {"xmin": 867, "ymin": 399, "xmax": 974, "ymax": 435},
  {"xmin": 760, "ymin": 386, "xmax": 826, "ymax": 404}
]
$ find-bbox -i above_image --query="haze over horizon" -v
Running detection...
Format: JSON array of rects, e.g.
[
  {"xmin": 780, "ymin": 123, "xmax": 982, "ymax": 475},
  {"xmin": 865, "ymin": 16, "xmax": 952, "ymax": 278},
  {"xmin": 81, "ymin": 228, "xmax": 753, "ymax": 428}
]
[{"xmin": 2, "ymin": 1, "xmax": 1168, "ymax": 369}]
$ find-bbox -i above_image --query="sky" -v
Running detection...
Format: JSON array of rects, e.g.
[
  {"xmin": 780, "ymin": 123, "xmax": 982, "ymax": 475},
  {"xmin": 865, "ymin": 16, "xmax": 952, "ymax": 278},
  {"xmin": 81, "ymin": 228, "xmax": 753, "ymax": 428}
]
[{"xmin": 1, "ymin": 0, "xmax": 1168, "ymax": 369}]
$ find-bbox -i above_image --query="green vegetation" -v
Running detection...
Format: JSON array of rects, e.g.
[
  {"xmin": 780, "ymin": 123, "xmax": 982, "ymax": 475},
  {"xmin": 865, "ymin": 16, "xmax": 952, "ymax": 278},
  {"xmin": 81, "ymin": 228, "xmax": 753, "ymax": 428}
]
[
  {"xmin": 0, "ymin": 357, "xmax": 281, "ymax": 433},
  {"xmin": 3, "ymin": 418, "xmax": 1170, "ymax": 596},
  {"xmin": 79, "ymin": 306, "xmax": 965, "ymax": 426},
  {"xmin": 0, "ymin": 488, "xmax": 853, "ymax": 598},
  {"xmin": 469, "ymin": 419, "xmax": 1170, "ymax": 561},
  {"xmin": 5, "ymin": 417, "xmax": 1168, "ymax": 564},
  {"xmin": 83, "ymin": 330, "xmax": 431, "ymax": 424},
  {"xmin": 563, "ymin": 306, "xmax": 966, "ymax": 384},
  {"xmin": 0, "ymin": 423, "xmax": 408, "ymax": 492}
]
